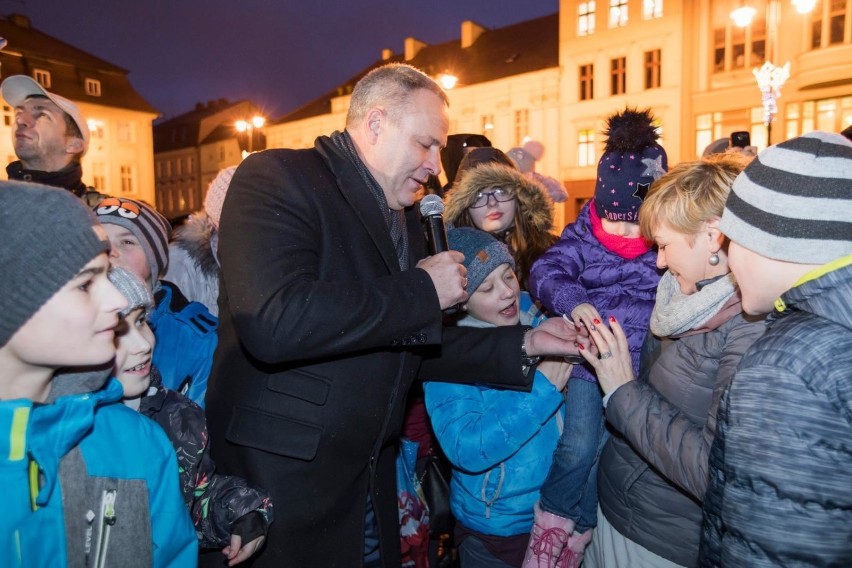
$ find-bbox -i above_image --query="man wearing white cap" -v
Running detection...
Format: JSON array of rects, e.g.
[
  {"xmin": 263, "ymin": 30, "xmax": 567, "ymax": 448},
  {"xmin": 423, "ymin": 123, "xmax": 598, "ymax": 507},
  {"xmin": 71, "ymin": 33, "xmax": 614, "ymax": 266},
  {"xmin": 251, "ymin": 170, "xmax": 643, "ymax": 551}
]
[{"xmin": 1, "ymin": 74, "xmax": 101, "ymax": 203}]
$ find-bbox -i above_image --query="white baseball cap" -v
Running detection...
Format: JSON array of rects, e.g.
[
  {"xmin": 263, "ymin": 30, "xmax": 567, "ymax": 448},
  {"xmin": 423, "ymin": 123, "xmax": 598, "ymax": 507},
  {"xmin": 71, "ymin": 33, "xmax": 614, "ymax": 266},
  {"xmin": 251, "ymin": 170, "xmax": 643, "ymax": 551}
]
[{"xmin": 1, "ymin": 74, "xmax": 89, "ymax": 150}]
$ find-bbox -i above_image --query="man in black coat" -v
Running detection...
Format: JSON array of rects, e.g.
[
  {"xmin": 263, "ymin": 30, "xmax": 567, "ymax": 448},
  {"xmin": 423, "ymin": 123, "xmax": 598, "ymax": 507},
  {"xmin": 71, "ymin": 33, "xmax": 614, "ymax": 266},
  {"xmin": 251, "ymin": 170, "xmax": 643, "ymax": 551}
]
[{"xmin": 203, "ymin": 63, "xmax": 585, "ymax": 567}]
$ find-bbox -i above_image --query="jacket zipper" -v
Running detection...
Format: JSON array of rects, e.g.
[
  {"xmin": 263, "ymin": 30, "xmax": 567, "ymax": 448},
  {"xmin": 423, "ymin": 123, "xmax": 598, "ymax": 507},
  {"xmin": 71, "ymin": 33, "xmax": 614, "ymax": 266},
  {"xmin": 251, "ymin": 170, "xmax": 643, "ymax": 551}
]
[{"xmin": 91, "ymin": 489, "xmax": 117, "ymax": 568}]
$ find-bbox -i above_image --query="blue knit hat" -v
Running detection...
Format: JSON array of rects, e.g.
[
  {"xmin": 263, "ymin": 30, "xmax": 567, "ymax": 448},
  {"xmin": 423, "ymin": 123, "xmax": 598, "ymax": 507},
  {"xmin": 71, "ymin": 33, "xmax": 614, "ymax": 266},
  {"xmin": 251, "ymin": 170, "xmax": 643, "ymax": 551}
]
[
  {"xmin": 448, "ymin": 227, "xmax": 515, "ymax": 294},
  {"xmin": 595, "ymin": 108, "xmax": 668, "ymax": 223}
]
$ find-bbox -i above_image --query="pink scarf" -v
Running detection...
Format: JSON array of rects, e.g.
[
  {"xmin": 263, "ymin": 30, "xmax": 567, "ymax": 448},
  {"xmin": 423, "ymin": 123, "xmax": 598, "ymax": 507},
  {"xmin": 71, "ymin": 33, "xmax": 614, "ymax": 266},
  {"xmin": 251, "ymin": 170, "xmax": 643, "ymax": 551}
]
[{"xmin": 589, "ymin": 200, "xmax": 653, "ymax": 260}]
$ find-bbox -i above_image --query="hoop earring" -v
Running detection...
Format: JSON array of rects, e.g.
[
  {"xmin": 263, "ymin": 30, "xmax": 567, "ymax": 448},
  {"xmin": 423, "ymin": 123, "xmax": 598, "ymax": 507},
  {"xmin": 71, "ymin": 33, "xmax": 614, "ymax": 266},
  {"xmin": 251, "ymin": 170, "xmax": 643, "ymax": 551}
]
[{"xmin": 709, "ymin": 252, "xmax": 720, "ymax": 266}]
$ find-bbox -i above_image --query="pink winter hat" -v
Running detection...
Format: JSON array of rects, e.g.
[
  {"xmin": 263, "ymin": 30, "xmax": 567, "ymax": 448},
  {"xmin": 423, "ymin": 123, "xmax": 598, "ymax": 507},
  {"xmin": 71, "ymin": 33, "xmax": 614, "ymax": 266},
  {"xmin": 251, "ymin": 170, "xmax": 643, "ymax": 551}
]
[{"xmin": 204, "ymin": 166, "xmax": 237, "ymax": 229}]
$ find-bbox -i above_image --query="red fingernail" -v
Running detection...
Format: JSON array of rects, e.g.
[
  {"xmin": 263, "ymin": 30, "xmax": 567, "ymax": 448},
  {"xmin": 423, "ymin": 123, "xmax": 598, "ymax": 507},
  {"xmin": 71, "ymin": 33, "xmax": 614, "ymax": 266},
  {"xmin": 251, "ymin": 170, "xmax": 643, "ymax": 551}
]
[
  {"xmin": 578, "ymin": 343, "xmax": 585, "ymax": 350},
  {"xmin": 594, "ymin": 319, "xmax": 601, "ymax": 325},
  {"xmin": 610, "ymin": 316, "xmax": 616, "ymax": 323}
]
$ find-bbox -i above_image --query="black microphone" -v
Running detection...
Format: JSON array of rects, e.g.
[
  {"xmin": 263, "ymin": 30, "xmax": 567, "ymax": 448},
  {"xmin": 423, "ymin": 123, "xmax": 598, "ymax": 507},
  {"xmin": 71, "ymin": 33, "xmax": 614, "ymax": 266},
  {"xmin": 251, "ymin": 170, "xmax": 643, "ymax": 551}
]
[
  {"xmin": 419, "ymin": 194, "xmax": 449, "ymax": 255},
  {"xmin": 420, "ymin": 194, "xmax": 460, "ymax": 314}
]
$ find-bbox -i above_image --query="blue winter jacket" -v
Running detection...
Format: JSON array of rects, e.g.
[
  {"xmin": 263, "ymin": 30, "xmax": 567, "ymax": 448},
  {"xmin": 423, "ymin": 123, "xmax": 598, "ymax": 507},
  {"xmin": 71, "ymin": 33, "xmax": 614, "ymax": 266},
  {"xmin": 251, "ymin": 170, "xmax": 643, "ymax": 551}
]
[
  {"xmin": 1, "ymin": 374, "xmax": 197, "ymax": 567},
  {"xmin": 529, "ymin": 201, "xmax": 660, "ymax": 382},
  {"xmin": 424, "ymin": 294, "xmax": 565, "ymax": 536},
  {"xmin": 150, "ymin": 280, "xmax": 218, "ymax": 407}
]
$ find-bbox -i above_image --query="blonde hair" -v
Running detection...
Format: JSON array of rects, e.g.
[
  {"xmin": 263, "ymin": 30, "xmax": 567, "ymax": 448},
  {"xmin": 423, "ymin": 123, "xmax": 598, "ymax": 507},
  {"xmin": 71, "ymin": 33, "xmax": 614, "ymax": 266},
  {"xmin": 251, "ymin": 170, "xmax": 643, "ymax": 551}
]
[
  {"xmin": 639, "ymin": 153, "xmax": 749, "ymax": 242},
  {"xmin": 346, "ymin": 63, "xmax": 449, "ymax": 129}
]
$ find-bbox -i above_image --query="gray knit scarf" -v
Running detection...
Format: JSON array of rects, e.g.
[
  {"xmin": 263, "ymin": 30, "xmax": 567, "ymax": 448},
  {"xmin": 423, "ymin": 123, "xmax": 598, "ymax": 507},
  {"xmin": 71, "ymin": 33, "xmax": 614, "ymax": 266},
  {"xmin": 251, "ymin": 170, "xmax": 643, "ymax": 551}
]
[
  {"xmin": 330, "ymin": 130, "xmax": 409, "ymax": 270},
  {"xmin": 649, "ymin": 270, "xmax": 737, "ymax": 337}
]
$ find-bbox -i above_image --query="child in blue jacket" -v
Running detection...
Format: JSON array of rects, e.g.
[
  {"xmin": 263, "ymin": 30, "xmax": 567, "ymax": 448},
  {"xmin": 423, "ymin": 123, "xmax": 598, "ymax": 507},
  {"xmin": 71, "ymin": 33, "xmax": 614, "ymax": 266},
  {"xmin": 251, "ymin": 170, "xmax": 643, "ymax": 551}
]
[
  {"xmin": 424, "ymin": 227, "xmax": 572, "ymax": 567},
  {"xmin": 0, "ymin": 182, "xmax": 196, "ymax": 567}
]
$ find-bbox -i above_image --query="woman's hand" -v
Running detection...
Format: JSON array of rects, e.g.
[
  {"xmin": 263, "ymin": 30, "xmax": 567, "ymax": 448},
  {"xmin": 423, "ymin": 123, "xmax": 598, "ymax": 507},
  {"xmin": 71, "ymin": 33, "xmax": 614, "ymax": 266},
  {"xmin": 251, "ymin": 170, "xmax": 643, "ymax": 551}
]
[
  {"xmin": 223, "ymin": 534, "xmax": 265, "ymax": 566},
  {"xmin": 537, "ymin": 357, "xmax": 572, "ymax": 392},
  {"xmin": 571, "ymin": 302, "xmax": 604, "ymax": 332},
  {"xmin": 578, "ymin": 316, "xmax": 636, "ymax": 395}
]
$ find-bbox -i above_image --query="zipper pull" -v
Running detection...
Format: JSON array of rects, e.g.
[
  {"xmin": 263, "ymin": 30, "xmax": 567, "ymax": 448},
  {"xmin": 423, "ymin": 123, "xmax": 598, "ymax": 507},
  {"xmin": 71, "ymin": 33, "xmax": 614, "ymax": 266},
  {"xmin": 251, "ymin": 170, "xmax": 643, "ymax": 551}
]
[{"xmin": 102, "ymin": 490, "xmax": 117, "ymax": 526}]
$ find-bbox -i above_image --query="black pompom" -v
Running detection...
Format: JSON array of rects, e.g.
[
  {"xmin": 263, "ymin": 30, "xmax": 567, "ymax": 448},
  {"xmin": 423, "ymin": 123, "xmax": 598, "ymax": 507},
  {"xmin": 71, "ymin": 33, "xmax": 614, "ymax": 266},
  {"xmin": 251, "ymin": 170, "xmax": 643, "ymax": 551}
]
[{"xmin": 603, "ymin": 107, "xmax": 660, "ymax": 153}]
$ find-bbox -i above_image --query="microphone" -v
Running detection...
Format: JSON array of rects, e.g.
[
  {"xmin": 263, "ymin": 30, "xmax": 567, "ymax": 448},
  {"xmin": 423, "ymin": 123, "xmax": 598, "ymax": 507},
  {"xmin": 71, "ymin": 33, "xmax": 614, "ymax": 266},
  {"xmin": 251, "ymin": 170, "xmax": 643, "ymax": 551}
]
[
  {"xmin": 420, "ymin": 194, "xmax": 460, "ymax": 314},
  {"xmin": 419, "ymin": 194, "xmax": 449, "ymax": 255}
]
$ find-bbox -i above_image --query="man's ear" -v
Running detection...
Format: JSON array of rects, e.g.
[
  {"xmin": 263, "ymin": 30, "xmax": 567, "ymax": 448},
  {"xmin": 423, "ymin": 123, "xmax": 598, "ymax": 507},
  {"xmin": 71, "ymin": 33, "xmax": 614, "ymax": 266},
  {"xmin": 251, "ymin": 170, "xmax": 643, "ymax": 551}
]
[
  {"xmin": 65, "ymin": 137, "xmax": 85, "ymax": 155},
  {"xmin": 364, "ymin": 107, "xmax": 385, "ymax": 144}
]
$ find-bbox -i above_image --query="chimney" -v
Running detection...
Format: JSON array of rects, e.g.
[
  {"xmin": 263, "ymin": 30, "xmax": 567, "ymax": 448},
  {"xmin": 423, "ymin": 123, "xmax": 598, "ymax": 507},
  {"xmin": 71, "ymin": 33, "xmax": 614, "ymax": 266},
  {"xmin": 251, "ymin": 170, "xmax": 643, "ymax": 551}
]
[
  {"xmin": 381, "ymin": 48, "xmax": 394, "ymax": 61},
  {"xmin": 404, "ymin": 37, "xmax": 426, "ymax": 61},
  {"xmin": 461, "ymin": 20, "xmax": 486, "ymax": 48},
  {"xmin": 8, "ymin": 14, "xmax": 31, "ymax": 28}
]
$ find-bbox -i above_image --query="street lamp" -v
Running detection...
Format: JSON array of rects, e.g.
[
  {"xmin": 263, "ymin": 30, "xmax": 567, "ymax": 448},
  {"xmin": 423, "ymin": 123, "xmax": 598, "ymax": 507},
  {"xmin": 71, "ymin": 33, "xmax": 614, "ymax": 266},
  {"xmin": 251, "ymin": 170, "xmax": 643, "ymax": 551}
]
[
  {"xmin": 731, "ymin": 0, "xmax": 814, "ymax": 144},
  {"xmin": 235, "ymin": 115, "xmax": 266, "ymax": 158}
]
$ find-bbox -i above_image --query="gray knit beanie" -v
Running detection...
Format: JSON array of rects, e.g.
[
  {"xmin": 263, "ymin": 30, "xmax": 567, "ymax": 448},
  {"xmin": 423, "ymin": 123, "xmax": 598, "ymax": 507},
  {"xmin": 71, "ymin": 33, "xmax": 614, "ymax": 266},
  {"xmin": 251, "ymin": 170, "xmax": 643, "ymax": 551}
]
[
  {"xmin": 93, "ymin": 197, "xmax": 171, "ymax": 285},
  {"xmin": 720, "ymin": 131, "xmax": 852, "ymax": 264},
  {"xmin": 0, "ymin": 181, "xmax": 111, "ymax": 347},
  {"xmin": 108, "ymin": 267, "xmax": 154, "ymax": 318},
  {"xmin": 448, "ymin": 227, "xmax": 515, "ymax": 294}
]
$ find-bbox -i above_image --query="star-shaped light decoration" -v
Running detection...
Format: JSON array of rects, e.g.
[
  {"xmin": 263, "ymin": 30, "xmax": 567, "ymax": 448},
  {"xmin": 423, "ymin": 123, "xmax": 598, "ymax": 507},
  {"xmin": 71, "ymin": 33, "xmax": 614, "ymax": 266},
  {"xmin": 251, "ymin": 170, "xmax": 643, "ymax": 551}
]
[
  {"xmin": 633, "ymin": 182, "xmax": 650, "ymax": 201},
  {"xmin": 641, "ymin": 155, "xmax": 666, "ymax": 180}
]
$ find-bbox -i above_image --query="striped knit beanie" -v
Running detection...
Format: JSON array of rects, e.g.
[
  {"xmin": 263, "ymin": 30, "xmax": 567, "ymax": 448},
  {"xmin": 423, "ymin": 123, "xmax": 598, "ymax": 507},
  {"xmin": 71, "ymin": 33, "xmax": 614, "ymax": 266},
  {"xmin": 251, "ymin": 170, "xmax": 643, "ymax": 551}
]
[
  {"xmin": 108, "ymin": 267, "xmax": 154, "ymax": 318},
  {"xmin": 93, "ymin": 197, "xmax": 171, "ymax": 285},
  {"xmin": 720, "ymin": 131, "xmax": 852, "ymax": 264},
  {"xmin": 0, "ymin": 181, "xmax": 110, "ymax": 347}
]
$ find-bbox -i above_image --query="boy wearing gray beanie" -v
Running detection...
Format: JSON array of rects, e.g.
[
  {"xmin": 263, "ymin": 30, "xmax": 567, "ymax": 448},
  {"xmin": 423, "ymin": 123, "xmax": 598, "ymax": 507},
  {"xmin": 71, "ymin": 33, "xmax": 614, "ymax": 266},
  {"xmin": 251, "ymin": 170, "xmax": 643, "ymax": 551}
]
[
  {"xmin": 701, "ymin": 131, "xmax": 852, "ymax": 567},
  {"xmin": 0, "ymin": 181, "xmax": 196, "ymax": 566}
]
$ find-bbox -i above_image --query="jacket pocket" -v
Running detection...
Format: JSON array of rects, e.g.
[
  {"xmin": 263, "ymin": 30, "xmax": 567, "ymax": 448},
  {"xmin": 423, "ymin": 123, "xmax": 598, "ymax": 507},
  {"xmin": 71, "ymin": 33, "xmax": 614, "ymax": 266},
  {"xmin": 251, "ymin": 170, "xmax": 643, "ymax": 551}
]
[
  {"xmin": 266, "ymin": 369, "xmax": 331, "ymax": 405},
  {"xmin": 226, "ymin": 405, "xmax": 323, "ymax": 461}
]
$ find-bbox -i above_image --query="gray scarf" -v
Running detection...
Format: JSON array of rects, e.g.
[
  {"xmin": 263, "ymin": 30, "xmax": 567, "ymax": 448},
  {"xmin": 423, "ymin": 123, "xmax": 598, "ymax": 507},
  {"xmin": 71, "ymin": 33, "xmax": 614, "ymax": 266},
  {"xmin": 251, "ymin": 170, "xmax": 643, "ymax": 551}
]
[
  {"xmin": 649, "ymin": 271, "xmax": 737, "ymax": 337},
  {"xmin": 330, "ymin": 130, "xmax": 409, "ymax": 270}
]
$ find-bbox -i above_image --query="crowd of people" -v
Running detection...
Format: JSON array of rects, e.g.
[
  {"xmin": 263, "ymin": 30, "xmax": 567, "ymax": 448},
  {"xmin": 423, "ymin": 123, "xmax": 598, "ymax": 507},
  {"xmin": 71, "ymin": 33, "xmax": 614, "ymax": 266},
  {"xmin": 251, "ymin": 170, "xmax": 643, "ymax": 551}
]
[{"xmin": 1, "ymin": 61, "xmax": 850, "ymax": 568}]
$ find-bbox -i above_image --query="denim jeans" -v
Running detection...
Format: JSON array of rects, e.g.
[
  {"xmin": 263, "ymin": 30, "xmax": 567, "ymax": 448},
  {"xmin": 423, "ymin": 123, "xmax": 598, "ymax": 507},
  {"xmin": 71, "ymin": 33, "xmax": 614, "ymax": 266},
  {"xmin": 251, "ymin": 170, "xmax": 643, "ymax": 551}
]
[{"xmin": 538, "ymin": 377, "xmax": 608, "ymax": 532}]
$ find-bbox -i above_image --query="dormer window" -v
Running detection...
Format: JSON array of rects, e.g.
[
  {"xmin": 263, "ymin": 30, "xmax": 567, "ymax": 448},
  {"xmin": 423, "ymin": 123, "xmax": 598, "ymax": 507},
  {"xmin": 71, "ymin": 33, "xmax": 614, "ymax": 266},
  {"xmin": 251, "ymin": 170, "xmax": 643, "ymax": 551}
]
[
  {"xmin": 85, "ymin": 78, "xmax": 102, "ymax": 97},
  {"xmin": 33, "ymin": 69, "xmax": 51, "ymax": 88}
]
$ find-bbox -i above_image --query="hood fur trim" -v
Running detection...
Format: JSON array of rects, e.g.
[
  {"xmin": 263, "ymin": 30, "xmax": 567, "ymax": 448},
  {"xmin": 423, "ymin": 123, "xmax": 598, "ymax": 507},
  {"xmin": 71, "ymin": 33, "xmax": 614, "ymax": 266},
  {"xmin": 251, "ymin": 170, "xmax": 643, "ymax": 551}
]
[{"xmin": 445, "ymin": 162, "xmax": 554, "ymax": 233}]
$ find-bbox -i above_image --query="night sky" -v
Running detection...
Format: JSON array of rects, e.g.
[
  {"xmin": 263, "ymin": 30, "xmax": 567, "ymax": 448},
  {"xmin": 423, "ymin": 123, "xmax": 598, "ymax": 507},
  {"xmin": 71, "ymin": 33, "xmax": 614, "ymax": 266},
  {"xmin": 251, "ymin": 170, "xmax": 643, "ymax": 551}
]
[{"xmin": 1, "ymin": 0, "xmax": 559, "ymax": 121}]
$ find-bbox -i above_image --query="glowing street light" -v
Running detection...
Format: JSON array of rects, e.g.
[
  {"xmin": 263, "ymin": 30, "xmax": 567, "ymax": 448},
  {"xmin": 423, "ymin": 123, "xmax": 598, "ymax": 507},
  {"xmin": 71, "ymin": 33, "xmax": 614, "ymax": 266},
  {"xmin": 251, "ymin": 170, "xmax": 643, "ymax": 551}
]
[
  {"xmin": 235, "ymin": 115, "xmax": 266, "ymax": 158},
  {"xmin": 730, "ymin": 6, "xmax": 757, "ymax": 27},
  {"xmin": 438, "ymin": 73, "xmax": 458, "ymax": 90}
]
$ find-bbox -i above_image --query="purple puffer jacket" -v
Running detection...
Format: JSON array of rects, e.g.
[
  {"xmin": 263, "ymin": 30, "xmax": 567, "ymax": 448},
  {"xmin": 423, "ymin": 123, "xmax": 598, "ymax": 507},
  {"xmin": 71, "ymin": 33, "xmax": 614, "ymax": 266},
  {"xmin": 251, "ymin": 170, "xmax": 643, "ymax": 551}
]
[{"xmin": 529, "ymin": 202, "xmax": 660, "ymax": 382}]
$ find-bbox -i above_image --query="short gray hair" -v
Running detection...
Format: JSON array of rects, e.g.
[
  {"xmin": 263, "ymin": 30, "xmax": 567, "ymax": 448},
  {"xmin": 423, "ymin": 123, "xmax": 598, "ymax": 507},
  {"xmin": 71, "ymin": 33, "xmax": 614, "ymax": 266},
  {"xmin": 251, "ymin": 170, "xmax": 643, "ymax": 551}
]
[{"xmin": 346, "ymin": 63, "xmax": 449, "ymax": 129}]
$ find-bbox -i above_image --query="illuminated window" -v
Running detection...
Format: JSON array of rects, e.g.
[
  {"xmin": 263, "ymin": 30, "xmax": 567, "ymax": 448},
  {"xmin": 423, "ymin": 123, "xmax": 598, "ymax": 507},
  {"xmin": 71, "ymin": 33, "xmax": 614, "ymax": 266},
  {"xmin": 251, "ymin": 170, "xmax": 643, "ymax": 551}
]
[
  {"xmin": 92, "ymin": 162, "xmax": 106, "ymax": 191},
  {"xmin": 643, "ymin": 0, "xmax": 663, "ymax": 19},
  {"xmin": 609, "ymin": 0, "xmax": 628, "ymax": 28},
  {"xmin": 117, "ymin": 122, "xmax": 135, "ymax": 144},
  {"xmin": 610, "ymin": 57, "xmax": 626, "ymax": 95},
  {"xmin": 88, "ymin": 119, "xmax": 105, "ymax": 140},
  {"xmin": 514, "ymin": 109, "xmax": 529, "ymax": 146},
  {"xmin": 644, "ymin": 49, "xmax": 661, "ymax": 89},
  {"xmin": 481, "ymin": 114, "xmax": 494, "ymax": 136},
  {"xmin": 579, "ymin": 64, "xmax": 594, "ymax": 100},
  {"xmin": 579, "ymin": 2, "xmax": 596, "ymax": 36},
  {"xmin": 187, "ymin": 156, "xmax": 194, "ymax": 174},
  {"xmin": 120, "ymin": 165, "xmax": 135, "ymax": 194},
  {"xmin": 829, "ymin": 0, "xmax": 847, "ymax": 44},
  {"xmin": 578, "ymin": 129, "xmax": 596, "ymax": 167},
  {"xmin": 33, "ymin": 69, "xmax": 51, "ymax": 88},
  {"xmin": 85, "ymin": 78, "xmax": 101, "ymax": 97},
  {"xmin": 3, "ymin": 105, "xmax": 12, "ymax": 126}
]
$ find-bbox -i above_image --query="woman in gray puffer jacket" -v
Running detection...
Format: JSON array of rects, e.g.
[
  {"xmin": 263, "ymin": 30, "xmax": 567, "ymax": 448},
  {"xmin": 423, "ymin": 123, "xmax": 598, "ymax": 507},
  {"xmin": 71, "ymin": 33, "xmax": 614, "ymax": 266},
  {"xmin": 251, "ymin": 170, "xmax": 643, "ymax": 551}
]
[{"xmin": 577, "ymin": 155, "xmax": 766, "ymax": 567}]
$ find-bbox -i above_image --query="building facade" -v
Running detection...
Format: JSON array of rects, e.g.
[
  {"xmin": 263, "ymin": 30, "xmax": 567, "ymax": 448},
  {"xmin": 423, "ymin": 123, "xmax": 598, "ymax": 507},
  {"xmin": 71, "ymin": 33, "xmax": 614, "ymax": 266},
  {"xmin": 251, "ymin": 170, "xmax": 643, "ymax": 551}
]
[
  {"xmin": 153, "ymin": 99, "xmax": 264, "ymax": 220},
  {"xmin": 264, "ymin": 0, "xmax": 852, "ymax": 226},
  {"xmin": 0, "ymin": 14, "xmax": 158, "ymax": 203}
]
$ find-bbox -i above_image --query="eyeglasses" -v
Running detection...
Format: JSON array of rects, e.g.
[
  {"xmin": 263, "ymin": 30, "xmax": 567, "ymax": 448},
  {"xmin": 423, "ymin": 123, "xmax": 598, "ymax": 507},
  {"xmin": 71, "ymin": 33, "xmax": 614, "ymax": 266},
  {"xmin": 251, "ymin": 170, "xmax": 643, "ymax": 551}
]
[{"xmin": 470, "ymin": 188, "xmax": 514, "ymax": 209}]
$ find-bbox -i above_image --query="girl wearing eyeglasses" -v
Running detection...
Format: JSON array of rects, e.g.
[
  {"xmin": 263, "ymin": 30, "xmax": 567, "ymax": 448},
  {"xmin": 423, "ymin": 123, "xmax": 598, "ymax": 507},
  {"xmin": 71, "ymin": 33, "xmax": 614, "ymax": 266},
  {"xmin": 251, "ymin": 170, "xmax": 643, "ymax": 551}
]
[{"xmin": 444, "ymin": 147, "xmax": 557, "ymax": 290}]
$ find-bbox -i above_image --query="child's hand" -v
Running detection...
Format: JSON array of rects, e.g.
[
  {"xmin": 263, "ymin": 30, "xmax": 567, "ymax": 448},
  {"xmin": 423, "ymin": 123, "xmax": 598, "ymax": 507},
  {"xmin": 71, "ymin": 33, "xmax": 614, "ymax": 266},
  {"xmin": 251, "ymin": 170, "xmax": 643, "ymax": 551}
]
[
  {"xmin": 222, "ymin": 534, "xmax": 265, "ymax": 566},
  {"xmin": 537, "ymin": 357, "xmax": 572, "ymax": 391},
  {"xmin": 571, "ymin": 303, "xmax": 603, "ymax": 332}
]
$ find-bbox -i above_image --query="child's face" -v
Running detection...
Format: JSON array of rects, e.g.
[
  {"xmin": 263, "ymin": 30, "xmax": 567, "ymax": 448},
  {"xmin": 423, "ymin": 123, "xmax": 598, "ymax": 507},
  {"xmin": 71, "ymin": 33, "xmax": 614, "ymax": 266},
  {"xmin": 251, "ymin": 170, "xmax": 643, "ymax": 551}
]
[
  {"xmin": 114, "ymin": 307, "xmax": 156, "ymax": 398},
  {"xmin": 728, "ymin": 240, "xmax": 803, "ymax": 315},
  {"xmin": 600, "ymin": 218, "xmax": 642, "ymax": 239},
  {"xmin": 103, "ymin": 224, "xmax": 152, "ymax": 289},
  {"xmin": 5, "ymin": 253, "xmax": 126, "ymax": 370},
  {"xmin": 469, "ymin": 188, "xmax": 517, "ymax": 234},
  {"xmin": 465, "ymin": 264, "xmax": 521, "ymax": 326}
]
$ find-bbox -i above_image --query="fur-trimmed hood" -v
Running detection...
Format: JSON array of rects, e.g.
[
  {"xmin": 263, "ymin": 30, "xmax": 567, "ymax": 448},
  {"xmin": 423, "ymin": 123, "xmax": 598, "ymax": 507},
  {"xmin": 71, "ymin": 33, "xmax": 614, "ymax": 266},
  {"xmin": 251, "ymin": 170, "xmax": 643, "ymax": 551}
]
[
  {"xmin": 170, "ymin": 212, "xmax": 219, "ymax": 278},
  {"xmin": 444, "ymin": 162, "xmax": 554, "ymax": 235}
]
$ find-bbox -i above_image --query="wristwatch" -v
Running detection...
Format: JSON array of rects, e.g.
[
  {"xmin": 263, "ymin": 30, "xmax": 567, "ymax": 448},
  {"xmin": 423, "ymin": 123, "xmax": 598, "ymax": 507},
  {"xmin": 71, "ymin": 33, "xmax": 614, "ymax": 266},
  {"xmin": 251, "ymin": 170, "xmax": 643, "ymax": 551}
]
[{"xmin": 521, "ymin": 326, "xmax": 541, "ymax": 374}]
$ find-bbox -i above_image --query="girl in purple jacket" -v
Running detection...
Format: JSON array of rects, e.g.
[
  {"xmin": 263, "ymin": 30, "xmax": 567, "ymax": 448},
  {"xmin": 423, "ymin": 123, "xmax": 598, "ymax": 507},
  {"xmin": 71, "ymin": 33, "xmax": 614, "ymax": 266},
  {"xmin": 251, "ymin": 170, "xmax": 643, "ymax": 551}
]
[{"xmin": 523, "ymin": 108, "xmax": 665, "ymax": 568}]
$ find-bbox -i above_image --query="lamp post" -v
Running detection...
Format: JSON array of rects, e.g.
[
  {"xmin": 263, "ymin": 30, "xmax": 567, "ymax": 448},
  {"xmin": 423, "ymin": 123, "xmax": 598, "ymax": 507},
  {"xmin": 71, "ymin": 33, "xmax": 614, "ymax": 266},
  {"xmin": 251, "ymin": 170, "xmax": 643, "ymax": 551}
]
[
  {"xmin": 235, "ymin": 115, "xmax": 266, "ymax": 159},
  {"xmin": 731, "ymin": 0, "xmax": 814, "ymax": 145}
]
